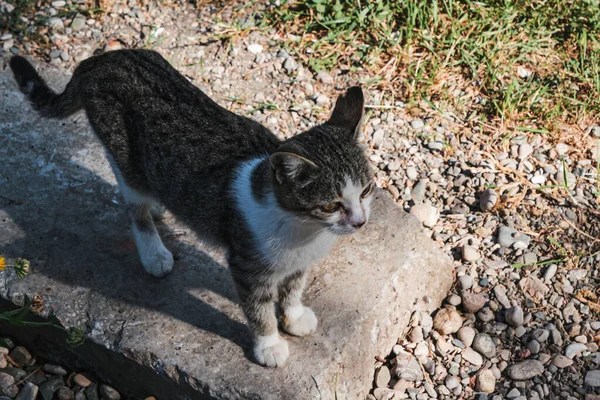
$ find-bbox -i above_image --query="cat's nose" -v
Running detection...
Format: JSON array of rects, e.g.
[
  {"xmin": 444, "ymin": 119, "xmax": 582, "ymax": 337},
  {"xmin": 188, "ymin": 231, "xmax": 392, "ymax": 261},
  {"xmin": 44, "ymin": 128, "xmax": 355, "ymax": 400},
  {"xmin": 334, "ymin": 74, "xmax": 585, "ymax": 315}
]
[{"xmin": 352, "ymin": 220, "xmax": 366, "ymax": 229}]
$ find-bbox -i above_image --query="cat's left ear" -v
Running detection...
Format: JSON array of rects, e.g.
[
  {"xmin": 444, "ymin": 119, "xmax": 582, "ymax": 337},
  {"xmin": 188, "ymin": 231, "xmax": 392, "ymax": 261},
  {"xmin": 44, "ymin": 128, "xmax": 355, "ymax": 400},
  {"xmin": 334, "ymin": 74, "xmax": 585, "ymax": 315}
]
[{"xmin": 327, "ymin": 86, "xmax": 365, "ymax": 141}]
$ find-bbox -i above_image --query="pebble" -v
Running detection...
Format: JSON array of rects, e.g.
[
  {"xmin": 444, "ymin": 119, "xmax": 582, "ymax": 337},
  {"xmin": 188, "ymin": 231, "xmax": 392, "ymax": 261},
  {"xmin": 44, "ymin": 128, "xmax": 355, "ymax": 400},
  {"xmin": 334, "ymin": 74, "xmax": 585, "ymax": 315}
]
[
  {"xmin": 461, "ymin": 292, "xmax": 486, "ymax": 313},
  {"xmin": 247, "ymin": 44, "xmax": 263, "ymax": 54},
  {"xmin": 462, "ymin": 348, "xmax": 483, "ymax": 366},
  {"xmin": 527, "ymin": 339, "xmax": 540, "ymax": 354},
  {"xmin": 56, "ymin": 387, "xmax": 74, "ymax": 400},
  {"xmin": 458, "ymin": 275, "xmax": 473, "ymax": 290},
  {"xmin": 42, "ymin": 364, "xmax": 67, "ymax": 375},
  {"xmin": 446, "ymin": 294, "xmax": 461, "ymax": 306},
  {"xmin": 472, "ymin": 333, "xmax": 496, "ymax": 358},
  {"xmin": 0, "ymin": 34, "xmax": 13, "ymax": 41},
  {"xmin": 0, "ymin": 372, "xmax": 17, "ymax": 398},
  {"xmin": 15, "ymin": 382, "xmax": 38, "ymax": 400},
  {"xmin": 73, "ymin": 374, "xmax": 91, "ymax": 388},
  {"xmin": 410, "ymin": 119, "xmax": 424, "ymax": 129},
  {"xmin": 552, "ymin": 355, "xmax": 573, "ymax": 368},
  {"xmin": 507, "ymin": 360, "xmax": 544, "ymax": 380},
  {"xmin": 50, "ymin": 50, "xmax": 61, "ymax": 59},
  {"xmin": 411, "ymin": 180, "xmax": 427, "ymax": 203},
  {"xmin": 394, "ymin": 354, "xmax": 423, "ymax": 382},
  {"xmin": 497, "ymin": 226, "xmax": 530, "ymax": 249},
  {"xmin": 9, "ymin": 347, "xmax": 32, "ymax": 367},
  {"xmin": 477, "ymin": 307, "xmax": 494, "ymax": 322},
  {"xmin": 543, "ymin": 264, "xmax": 558, "ymax": 281},
  {"xmin": 476, "ymin": 369, "xmax": 496, "ymax": 393},
  {"xmin": 99, "ymin": 384, "xmax": 121, "ymax": 400},
  {"xmin": 585, "ymin": 370, "xmax": 600, "ymax": 387},
  {"xmin": 445, "ymin": 375, "xmax": 460, "ymax": 390},
  {"xmin": 462, "ymin": 246, "xmax": 480, "ymax": 262},
  {"xmin": 375, "ymin": 365, "xmax": 391, "ymax": 388},
  {"xmin": 372, "ymin": 129, "xmax": 384, "ymax": 149},
  {"xmin": 518, "ymin": 143, "xmax": 533, "ymax": 159},
  {"xmin": 406, "ymin": 166, "xmax": 418, "ymax": 180},
  {"xmin": 71, "ymin": 15, "xmax": 86, "ymax": 32},
  {"xmin": 316, "ymin": 71, "xmax": 334, "ymax": 84},
  {"xmin": 493, "ymin": 285, "xmax": 511, "ymax": 309},
  {"xmin": 505, "ymin": 306, "xmax": 524, "ymax": 327},
  {"xmin": 409, "ymin": 204, "xmax": 439, "ymax": 227},
  {"xmin": 565, "ymin": 343, "xmax": 587, "ymax": 359},
  {"xmin": 40, "ymin": 376, "xmax": 64, "ymax": 400},
  {"xmin": 433, "ymin": 308, "xmax": 462, "ymax": 335},
  {"xmin": 532, "ymin": 328, "xmax": 549, "ymax": 343},
  {"xmin": 51, "ymin": 0, "xmax": 66, "ymax": 6},
  {"xmin": 479, "ymin": 189, "xmax": 498, "ymax": 211},
  {"xmin": 556, "ymin": 170, "xmax": 576, "ymax": 189}
]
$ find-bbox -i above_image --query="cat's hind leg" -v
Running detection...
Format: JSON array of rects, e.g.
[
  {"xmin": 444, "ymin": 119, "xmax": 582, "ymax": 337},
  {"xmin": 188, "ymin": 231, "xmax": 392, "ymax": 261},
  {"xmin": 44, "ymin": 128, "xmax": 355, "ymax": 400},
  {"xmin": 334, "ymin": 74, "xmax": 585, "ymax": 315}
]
[{"xmin": 112, "ymin": 167, "xmax": 173, "ymax": 278}]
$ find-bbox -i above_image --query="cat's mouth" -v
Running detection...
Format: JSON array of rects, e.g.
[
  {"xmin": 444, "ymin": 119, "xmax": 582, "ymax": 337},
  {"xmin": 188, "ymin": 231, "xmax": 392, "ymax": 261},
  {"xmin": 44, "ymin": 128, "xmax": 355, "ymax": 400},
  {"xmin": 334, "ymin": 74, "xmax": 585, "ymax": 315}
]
[{"xmin": 328, "ymin": 224, "xmax": 363, "ymax": 235}]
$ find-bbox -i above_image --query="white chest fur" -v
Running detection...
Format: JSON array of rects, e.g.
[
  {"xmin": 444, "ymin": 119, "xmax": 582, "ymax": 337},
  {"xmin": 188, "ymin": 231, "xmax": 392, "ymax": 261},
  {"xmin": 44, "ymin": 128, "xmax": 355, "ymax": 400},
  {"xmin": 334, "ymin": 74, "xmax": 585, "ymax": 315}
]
[{"xmin": 232, "ymin": 158, "xmax": 338, "ymax": 276}]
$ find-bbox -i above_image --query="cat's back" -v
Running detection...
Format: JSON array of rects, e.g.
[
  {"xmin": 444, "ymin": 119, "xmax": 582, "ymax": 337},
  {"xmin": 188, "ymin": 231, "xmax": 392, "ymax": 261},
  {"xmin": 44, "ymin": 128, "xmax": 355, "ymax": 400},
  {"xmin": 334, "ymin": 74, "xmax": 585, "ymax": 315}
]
[{"xmin": 74, "ymin": 49, "xmax": 280, "ymax": 168}]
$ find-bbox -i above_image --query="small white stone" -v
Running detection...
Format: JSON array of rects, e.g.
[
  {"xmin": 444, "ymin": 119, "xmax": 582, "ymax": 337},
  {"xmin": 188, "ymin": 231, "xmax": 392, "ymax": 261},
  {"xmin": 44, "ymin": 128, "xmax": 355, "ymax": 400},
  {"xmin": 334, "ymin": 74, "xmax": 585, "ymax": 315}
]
[
  {"xmin": 247, "ymin": 44, "xmax": 263, "ymax": 54},
  {"xmin": 462, "ymin": 246, "xmax": 480, "ymax": 262},
  {"xmin": 409, "ymin": 204, "xmax": 439, "ymax": 228}
]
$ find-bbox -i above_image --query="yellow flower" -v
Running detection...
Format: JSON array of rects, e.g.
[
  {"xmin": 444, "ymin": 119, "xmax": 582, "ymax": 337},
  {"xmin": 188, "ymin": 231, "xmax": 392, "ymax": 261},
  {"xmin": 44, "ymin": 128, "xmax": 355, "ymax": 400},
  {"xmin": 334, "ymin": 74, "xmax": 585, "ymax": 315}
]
[{"xmin": 0, "ymin": 257, "xmax": 6, "ymax": 271}]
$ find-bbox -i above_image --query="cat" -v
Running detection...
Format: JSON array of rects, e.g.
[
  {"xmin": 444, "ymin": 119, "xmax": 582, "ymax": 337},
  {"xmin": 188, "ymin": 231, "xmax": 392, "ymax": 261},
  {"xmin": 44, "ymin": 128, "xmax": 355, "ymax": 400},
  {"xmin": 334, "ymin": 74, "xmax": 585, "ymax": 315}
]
[{"xmin": 9, "ymin": 49, "xmax": 375, "ymax": 367}]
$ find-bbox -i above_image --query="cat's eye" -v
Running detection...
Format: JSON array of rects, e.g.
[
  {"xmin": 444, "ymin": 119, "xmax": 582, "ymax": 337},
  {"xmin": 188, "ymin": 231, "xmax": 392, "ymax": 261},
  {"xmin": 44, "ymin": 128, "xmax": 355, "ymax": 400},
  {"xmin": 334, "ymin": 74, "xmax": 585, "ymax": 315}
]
[
  {"xmin": 361, "ymin": 182, "xmax": 375, "ymax": 198},
  {"xmin": 320, "ymin": 202, "xmax": 341, "ymax": 213}
]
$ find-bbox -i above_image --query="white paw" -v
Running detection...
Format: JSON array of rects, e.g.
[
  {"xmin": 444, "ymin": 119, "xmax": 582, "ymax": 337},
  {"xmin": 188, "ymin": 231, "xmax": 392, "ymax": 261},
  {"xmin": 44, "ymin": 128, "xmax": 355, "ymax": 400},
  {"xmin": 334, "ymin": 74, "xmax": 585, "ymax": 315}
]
[
  {"xmin": 140, "ymin": 245, "xmax": 173, "ymax": 278},
  {"xmin": 254, "ymin": 334, "xmax": 289, "ymax": 367},
  {"xmin": 284, "ymin": 306, "xmax": 318, "ymax": 337}
]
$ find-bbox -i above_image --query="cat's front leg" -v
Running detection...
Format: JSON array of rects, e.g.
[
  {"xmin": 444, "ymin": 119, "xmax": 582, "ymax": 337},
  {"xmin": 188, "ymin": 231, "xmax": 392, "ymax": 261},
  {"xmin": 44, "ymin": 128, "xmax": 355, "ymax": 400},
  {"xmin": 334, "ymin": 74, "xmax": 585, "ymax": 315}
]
[
  {"xmin": 279, "ymin": 270, "xmax": 318, "ymax": 337},
  {"xmin": 229, "ymin": 257, "xmax": 289, "ymax": 367}
]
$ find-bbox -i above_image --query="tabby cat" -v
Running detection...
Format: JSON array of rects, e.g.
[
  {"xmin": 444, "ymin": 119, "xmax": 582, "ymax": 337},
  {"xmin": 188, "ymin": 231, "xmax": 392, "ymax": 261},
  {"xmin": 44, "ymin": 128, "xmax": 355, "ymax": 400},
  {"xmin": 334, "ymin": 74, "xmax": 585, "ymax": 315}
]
[{"xmin": 10, "ymin": 49, "xmax": 374, "ymax": 367}]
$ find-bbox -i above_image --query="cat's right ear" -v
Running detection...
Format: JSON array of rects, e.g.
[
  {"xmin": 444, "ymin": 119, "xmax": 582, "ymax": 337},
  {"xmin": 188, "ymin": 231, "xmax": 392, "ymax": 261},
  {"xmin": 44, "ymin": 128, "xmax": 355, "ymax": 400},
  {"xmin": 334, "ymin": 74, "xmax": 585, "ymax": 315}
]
[
  {"xmin": 269, "ymin": 152, "xmax": 317, "ymax": 186},
  {"xmin": 327, "ymin": 86, "xmax": 365, "ymax": 140}
]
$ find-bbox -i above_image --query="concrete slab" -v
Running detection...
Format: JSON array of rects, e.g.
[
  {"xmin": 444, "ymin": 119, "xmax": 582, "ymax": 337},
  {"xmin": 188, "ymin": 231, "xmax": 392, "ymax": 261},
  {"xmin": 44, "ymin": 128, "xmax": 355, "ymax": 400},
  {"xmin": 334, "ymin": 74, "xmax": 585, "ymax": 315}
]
[{"xmin": 0, "ymin": 59, "xmax": 453, "ymax": 399}]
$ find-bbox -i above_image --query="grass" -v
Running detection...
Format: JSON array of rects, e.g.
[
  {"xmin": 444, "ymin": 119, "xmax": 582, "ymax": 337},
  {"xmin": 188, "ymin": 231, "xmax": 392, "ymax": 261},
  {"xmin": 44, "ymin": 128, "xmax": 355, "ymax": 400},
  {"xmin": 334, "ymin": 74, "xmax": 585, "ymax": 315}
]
[{"xmin": 266, "ymin": 0, "xmax": 600, "ymax": 130}]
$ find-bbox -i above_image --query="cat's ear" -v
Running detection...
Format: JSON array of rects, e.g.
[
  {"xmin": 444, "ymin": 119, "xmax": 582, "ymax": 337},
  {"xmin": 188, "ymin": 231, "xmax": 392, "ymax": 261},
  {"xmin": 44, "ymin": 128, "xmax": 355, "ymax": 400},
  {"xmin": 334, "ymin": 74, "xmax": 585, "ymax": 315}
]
[
  {"xmin": 269, "ymin": 152, "xmax": 317, "ymax": 186},
  {"xmin": 327, "ymin": 86, "xmax": 365, "ymax": 140}
]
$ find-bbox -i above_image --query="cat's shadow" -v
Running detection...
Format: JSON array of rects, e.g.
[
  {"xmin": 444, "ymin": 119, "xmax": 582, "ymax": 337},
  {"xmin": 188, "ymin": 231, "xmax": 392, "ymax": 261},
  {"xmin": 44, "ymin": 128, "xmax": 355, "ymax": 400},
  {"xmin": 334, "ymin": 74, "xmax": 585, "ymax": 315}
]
[{"xmin": 0, "ymin": 135, "xmax": 253, "ymax": 357}]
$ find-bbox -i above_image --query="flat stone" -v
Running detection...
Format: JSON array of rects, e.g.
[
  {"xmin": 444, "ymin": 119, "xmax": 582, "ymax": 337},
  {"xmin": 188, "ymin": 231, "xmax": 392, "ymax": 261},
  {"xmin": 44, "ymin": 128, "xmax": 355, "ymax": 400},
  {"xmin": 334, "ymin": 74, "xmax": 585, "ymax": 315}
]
[
  {"xmin": 15, "ymin": 382, "xmax": 38, "ymax": 400},
  {"xmin": 393, "ymin": 353, "xmax": 424, "ymax": 382},
  {"xmin": 9, "ymin": 347, "xmax": 32, "ymax": 367},
  {"xmin": 0, "ymin": 372, "xmax": 17, "ymax": 398},
  {"xmin": 0, "ymin": 65, "xmax": 453, "ymax": 400},
  {"xmin": 552, "ymin": 355, "xmax": 573, "ymax": 368},
  {"xmin": 457, "ymin": 326, "xmax": 475, "ymax": 347},
  {"xmin": 42, "ymin": 364, "xmax": 67, "ymax": 375},
  {"xmin": 73, "ymin": 374, "xmax": 91, "ymax": 388},
  {"xmin": 507, "ymin": 360, "xmax": 544, "ymax": 380},
  {"xmin": 462, "ymin": 348, "xmax": 483, "ymax": 366},
  {"xmin": 472, "ymin": 333, "xmax": 496, "ymax": 358},
  {"xmin": 585, "ymin": 370, "xmax": 600, "ymax": 387},
  {"xmin": 99, "ymin": 385, "xmax": 120, "ymax": 400},
  {"xmin": 409, "ymin": 204, "xmax": 439, "ymax": 227},
  {"xmin": 40, "ymin": 376, "xmax": 64, "ymax": 400},
  {"xmin": 375, "ymin": 366, "xmax": 391, "ymax": 389},
  {"xmin": 565, "ymin": 343, "xmax": 587, "ymax": 359}
]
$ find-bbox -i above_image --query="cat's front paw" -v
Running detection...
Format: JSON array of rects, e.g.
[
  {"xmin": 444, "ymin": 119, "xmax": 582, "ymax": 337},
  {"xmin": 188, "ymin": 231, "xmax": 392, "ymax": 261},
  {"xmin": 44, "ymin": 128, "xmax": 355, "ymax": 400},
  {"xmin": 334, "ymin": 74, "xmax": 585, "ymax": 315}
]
[
  {"xmin": 141, "ymin": 245, "xmax": 174, "ymax": 278},
  {"xmin": 283, "ymin": 306, "xmax": 318, "ymax": 337},
  {"xmin": 254, "ymin": 334, "xmax": 289, "ymax": 367}
]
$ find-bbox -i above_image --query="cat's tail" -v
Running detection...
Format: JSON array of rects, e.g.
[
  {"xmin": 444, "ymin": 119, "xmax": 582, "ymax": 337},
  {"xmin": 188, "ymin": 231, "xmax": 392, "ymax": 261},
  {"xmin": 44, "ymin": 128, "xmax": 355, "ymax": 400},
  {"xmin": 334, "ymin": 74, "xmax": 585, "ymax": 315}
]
[{"xmin": 9, "ymin": 56, "xmax": 81, "ymax": 119}]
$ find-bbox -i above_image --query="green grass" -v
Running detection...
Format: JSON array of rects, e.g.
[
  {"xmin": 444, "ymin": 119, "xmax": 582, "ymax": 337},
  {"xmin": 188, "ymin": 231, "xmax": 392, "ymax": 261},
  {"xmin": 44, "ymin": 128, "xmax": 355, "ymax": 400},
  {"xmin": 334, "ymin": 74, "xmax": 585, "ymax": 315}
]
[{"xmin": 267, "ymin": 0, "xmax": 600, "ymax": 129}]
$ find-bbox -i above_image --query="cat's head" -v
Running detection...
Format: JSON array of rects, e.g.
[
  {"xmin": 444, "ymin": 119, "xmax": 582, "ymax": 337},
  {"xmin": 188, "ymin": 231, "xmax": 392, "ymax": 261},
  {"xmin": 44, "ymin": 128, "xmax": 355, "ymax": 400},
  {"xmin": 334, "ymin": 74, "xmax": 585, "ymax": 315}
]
[{"xmin": 270, "ymin": 86, "xmax": 374, "ymax": 235}]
